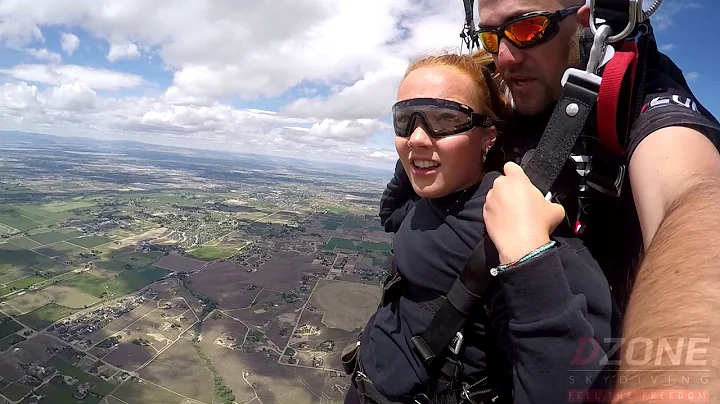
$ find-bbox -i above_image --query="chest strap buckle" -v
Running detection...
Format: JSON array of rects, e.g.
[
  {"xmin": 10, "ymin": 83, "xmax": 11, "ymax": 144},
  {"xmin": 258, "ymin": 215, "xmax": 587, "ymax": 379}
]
[
  {"xmin": 449, "ymin": 332, "xmax": 465, "ymax": 356},
  {"xmin": 587, "ymin": 163, "xmax": 626, "ymax": 197}
]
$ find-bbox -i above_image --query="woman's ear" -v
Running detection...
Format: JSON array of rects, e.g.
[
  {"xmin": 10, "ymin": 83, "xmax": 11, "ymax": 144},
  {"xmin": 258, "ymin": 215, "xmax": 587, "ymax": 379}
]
[{"xmin": 485, "ymin": 127, "xmax": 498, "ymax": 152}]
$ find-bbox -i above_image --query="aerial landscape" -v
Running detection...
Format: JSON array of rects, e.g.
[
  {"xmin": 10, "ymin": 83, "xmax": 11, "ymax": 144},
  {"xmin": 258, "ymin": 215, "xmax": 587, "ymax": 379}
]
[{"xmin": 0, "ymin": 131, "xmax": 392, "ymax": 404}]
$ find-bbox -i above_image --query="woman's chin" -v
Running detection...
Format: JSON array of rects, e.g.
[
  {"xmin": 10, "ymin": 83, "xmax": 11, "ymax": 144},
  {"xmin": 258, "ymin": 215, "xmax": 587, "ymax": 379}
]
[{"xmin": 412, "ymin": 182, "xmax": 451, "ymax": 199}]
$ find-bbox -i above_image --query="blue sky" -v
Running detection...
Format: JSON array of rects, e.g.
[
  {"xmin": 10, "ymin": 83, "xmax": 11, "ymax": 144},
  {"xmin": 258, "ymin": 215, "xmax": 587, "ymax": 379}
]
[
  {"xmin": 649, "ymin": 0, "xmax": 719, "ymax": 114},
  {"xmin": 0, "ymin": 0, "xmax": 715, "ymax": 169}
]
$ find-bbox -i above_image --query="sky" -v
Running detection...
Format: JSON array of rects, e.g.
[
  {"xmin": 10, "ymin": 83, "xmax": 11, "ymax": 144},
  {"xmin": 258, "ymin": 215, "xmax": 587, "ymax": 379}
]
[{"xmin": 0, "ymin": 0, "xmax": 716, "ymax": 170}]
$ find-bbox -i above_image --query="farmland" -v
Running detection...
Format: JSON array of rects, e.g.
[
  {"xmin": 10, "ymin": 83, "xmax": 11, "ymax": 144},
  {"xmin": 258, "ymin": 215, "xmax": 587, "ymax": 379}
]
[{"xmin": 0, "ymin": 132, "xmax": 390, "ymax": 403}]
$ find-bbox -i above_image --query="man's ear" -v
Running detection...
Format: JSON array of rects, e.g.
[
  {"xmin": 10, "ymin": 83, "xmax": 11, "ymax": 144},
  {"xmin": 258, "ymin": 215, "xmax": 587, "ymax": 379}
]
[{"xmin": 577, "ymin": 4, "xmax": 591, "ymax": 28}]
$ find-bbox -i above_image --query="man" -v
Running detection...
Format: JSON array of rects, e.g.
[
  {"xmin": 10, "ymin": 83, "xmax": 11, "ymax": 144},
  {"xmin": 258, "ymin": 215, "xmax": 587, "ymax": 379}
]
[
  {"xmin": 476, "ymin": 0, "xmax": 720, "ymax": 396},
  {"xmin": 380, "ymin": 0, "xmax": 720, "ymax": 397}
]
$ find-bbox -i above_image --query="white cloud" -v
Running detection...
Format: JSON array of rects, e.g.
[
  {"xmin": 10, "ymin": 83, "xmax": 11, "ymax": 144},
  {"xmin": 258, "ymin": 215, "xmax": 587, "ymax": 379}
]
[
  {"xmin": 0, "ymin": 81, "xmax": 96, "ymax": 112},
  {"xmin": 281, "ymin": 59, "xmax": 408, "ymax": 120},
  {"xmin": 0, "ymin": 0, "xmax": 463, "ymax": 102},
  {"xmin": 107, "ymin": 41, "xmax": 140, "ymax": 62},
  {"xmin": 25, "ymin": 48, "xmax": 62, "ymax": 64},
  {"xmin": 685, "ymin": 72, "xmax": 699, "ymax": 81},
  {"xmin": 658, "ymin": 43, "xmax": 675, "ymax": 52},
  {"xmin": 0, "ymin": 0, "xmax": 490, "ymax": 167},
  {"xmin": 0, "ymin": 80, "xmax": 398, "ymax": 166},
  {"xmin": 60, "ymin": 33, "xmax": 80, "ymax": 55},
  {"xmin": 0, "ymin": 64, "xmax": 145, "ymax": 90},
  {"xmin": 648, "ymin": 1, "xmax": 702, "ymax": 30}
]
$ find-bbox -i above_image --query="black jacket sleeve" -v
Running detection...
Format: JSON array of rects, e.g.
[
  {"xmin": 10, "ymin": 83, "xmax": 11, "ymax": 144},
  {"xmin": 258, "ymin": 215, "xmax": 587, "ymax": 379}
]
[
  {"xmin": 489, "ymin": 238, "xmax": 619, "ymax": 404},
  {"xmin": 379, "ymin": 159, "xmax": 419, "ymax": 233}
]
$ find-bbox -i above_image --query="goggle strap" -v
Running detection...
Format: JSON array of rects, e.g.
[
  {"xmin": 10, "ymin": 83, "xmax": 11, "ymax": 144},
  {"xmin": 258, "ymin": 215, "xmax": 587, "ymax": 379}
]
[{"xmin": 472, "ymin": 114, "xmax": 494, "ymax": 128}]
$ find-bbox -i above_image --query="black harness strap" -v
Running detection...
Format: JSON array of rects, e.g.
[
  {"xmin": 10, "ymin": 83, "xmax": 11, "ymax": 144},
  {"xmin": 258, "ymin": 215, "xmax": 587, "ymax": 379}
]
[
  {"xmin": 521, "ymin": 73, "xmax": 601, "ymax": 196},
  {"xmin": 411, "ymin": 239, "xmax": 496, "ymax": 367},
  {"xmin": 593, "ymin": 0, "xmax": 632, "ymax": 37},
  {"xmin": 379, "ymin": 251, "xmax": 403, "ymax": 309}
]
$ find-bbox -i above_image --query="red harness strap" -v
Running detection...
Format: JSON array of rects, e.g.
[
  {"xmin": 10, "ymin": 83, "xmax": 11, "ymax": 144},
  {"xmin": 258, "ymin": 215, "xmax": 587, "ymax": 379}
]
[{"xmin": 596, "ymin": 40, "xmax": 639, "ymax": 155}]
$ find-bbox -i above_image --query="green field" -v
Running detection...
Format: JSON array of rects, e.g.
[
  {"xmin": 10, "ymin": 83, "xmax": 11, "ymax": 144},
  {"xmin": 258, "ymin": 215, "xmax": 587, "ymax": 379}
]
[
  {"xmin": 33, "ymin": 241, "xmax": 87, "ymax": 259},
  {"xmin": 17, "ymin": 303, "xmax": 79, "ymax": 330},
  {"xmin": 0, "ymin": 334, "xmax": 26, "ymax": 351},
  {"xmin": 9, "ymin": 205, "xmax": 59, "ymax": 224},
  {"xmin": 4, "ymin": 275, "xmax": 46, "ymax": 291},
  {"xmin": 0, "ymin": 267, "xmax": 37, "ymax": 286},
  {"xmin": 0, "ymin": 317, "xmax": 23, "ymax": 340},
  {"xmin": 7, "ymin": 236, "xmax": 42, "ymax": 249},
  {"xmin": 0, "ymin": 202, "xmax": 90, "ymax": 234},
  {"xmin": 60, "ymin": 266, "xmax": 170, "ymax": 298},
  {"xmin": 325, "ymin": 237, "xmax": 359, "ymax": 251},
  {"xmin": 27, "ymin": 229, "xmax": 84, "ymax": 245},
  {"xmin": 372, "ymin": 254, "xmax": 391, "ymax": 268},
  {"xmin": 322, "ymin": 220, "xmax": 342, "ymax": 230},
  {"xmin": 327, "ymin": 206, "xmax": 351, "ymax": 215},
  {"xmin": 95, "ymin": 250, "xmax": 164, "ymax": 272},
  {"xmin": 361, "ymin": 241, "xmax": 392, "ymax": 253},
  {"xmin": 187, "ymin": 246, "xmax": 237, "ymax": 261},
  {"xmin": 115, "ymin": 251, "xmax": 165, "ymax": 267},
  {"xmin": 32, "ymin": 260, "xmax": 75, "ymax": 275},
  {"xmin": 0, "ymin": 382, "xmax": 30, "ymax": 402},
  {"xmin": 0, "ymin": 243, "xmax": 51, "ymax": 270},
  {"xmin": 41, "ymin": 201, "xmax": 94, "ymax": 212},
  {"xmin": 0, "ymin": 207, "xmax": 40, "ymax": 232},
  {"xmin": 342, "ymin": 219, "xmax": 364, "ymax": 229},
  {"xmin": 96, "ymin": 259, "xmax": 134, "ymax": 272},
  {"xmin": 68, "ymin": 235, "xmax": 113, "ymax": 248}
]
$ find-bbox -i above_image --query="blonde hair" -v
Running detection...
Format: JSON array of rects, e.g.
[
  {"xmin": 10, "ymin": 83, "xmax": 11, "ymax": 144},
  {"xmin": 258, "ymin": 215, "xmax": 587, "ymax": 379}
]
[{"xmin": 403, "ymin": 49, "xmax": 513, "ymax": 133}]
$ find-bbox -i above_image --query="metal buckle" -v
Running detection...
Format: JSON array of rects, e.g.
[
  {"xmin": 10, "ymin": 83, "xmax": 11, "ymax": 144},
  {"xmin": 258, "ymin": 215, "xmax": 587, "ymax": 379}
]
[
  {"xmin": 449, "ymin": 332, "xmax": 464, "ymax": 355},
  {"xmin": 589, "ymin": 0, "xmax": 639, "ymax": 43},
  {"xmin": 414, "ymin": 393, "xmax": 431, "ymax": 404},
  {"xmin": 460, "ymin": 386, "xmax": 476, "ymax": 404},
  {"xmin": 561, "ymin": 22, "xmax": 611, "ymax": 89},
  {"xmin": 461, "ymin": 384, "xmax": 501, "ymax": 404},
  {"xmin": 587, "ymin": 164, "xmax": 626, "ymax": 198}
]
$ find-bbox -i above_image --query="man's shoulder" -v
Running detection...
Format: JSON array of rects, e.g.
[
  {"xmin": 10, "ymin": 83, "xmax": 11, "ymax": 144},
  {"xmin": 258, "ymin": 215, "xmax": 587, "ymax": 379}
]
[{"xmin": 628, "ymin": 63, "xmax": 720, "ymax": 158}]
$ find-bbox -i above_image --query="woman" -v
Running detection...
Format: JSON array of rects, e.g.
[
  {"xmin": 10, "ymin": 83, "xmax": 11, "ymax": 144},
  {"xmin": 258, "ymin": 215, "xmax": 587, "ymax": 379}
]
[{"xmin": 345, "ymin": 50, "xmax": 619, "ymax": 404}]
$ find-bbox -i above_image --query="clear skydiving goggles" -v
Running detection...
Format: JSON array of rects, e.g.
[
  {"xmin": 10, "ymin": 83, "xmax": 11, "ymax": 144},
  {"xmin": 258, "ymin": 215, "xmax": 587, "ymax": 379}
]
[{"xmin": 392, "ymin": 98, "xmax": 494, "ymax": 139}]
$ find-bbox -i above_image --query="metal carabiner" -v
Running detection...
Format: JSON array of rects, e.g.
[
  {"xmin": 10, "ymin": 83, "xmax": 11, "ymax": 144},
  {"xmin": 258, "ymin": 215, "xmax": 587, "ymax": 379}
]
[
  {"xmin": 560, "ymin": 22, "xmax": 608, "ymax": 91},
  {"xmin": 588, "ymin": 0, "xmax": 640, "ymax": 43},
  {"xmin": 585, "ymin": 24, "xmax": 612, "ymax": 75}
]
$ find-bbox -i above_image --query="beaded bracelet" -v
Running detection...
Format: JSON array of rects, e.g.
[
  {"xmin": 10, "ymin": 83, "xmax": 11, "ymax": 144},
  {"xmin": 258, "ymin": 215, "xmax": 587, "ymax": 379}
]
[{"xmin": 490, "ymin": 240, "xmax": 557, "ymax": 276}]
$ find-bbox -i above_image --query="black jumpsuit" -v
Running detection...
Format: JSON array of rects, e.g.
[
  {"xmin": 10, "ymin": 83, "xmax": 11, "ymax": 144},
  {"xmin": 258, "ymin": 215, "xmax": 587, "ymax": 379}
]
[{"xmin": 352, "ymin": 169, "xmax": 620, "ymax": 404}]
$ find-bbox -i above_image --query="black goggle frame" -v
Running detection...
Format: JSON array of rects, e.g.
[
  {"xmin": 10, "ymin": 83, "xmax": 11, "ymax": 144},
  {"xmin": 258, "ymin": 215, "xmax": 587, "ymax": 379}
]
[
  {"xmin": 392, "ymin": 98, "xmax": 494, "ymax": 139},
  {"xmin": 477, "ymin": 5, "xmax": 581, "ymax": 54}
]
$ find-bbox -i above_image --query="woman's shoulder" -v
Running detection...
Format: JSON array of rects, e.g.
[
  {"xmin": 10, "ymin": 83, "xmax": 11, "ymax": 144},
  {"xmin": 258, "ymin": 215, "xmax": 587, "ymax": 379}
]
[
  {"xmin": 434, "ymin": 171, "xmax": 503, "ymax": 237},
  {"xmin": 461, "ymin": 171, "xmax": 503, "ymax": 210}
]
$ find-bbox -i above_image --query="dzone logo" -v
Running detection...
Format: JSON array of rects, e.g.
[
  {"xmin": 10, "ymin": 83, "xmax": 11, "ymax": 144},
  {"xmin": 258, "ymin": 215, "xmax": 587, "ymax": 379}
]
[{"xmin": 641, "ymin": 95, "xmax": 699, "ymax": 113}]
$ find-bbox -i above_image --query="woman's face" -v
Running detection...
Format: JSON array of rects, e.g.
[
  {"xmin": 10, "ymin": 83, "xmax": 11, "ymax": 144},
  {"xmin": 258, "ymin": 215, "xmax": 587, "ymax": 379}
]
[{"xmin": 395, "ymin": 66, "xmax": 494, "ymax": 199}]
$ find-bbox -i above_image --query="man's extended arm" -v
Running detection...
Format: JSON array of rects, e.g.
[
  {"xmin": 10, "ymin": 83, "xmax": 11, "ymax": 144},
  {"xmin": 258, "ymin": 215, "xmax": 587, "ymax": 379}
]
[{"xmin": 615, "ymin": 126, "xmax": 720, "ymax": 395}]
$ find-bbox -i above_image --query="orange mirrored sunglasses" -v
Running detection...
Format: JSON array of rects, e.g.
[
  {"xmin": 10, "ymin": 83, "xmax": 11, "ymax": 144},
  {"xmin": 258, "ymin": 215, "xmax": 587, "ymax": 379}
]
[{"xmin": 478, "ymin": 6, "xmax": 581, "ymax": 54}]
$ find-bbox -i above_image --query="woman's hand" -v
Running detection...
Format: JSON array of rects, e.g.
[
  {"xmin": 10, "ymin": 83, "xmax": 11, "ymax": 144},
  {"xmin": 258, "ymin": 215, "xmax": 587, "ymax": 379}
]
[{"xmin": 483, "ymin": 162, "xmax": 566, "ymax": 264}]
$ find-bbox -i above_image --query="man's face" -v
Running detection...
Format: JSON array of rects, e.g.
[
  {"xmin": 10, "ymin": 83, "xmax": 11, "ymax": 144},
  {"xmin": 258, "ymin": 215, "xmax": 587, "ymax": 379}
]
[{"xmin": 478, "ymin": 0, "xmax": 587, "ymax": 116}]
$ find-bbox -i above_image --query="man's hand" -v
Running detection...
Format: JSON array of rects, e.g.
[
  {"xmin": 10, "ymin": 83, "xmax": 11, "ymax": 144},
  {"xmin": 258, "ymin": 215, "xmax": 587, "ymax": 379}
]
[{"xmin": 484, "ymin": 162, "xmax": 565, "ymax": 264}]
